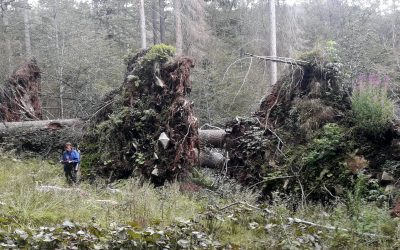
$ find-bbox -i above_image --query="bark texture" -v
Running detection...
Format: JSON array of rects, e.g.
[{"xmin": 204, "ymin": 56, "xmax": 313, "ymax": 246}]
[
  {"xmin": 23, "ymin": 0, "xmax": 32, "ymax": 56},
  {"xmin": 269, "ymin": 0, "xmax": 277, "ymax": 85},
  {"xmin": 139, "ymin": 0, "xmax": 147, "ymax": 49},
  {"xmin": 174, "ymin": 0, "xmax": 183, "ymax": 55},
  {"xmin": 2, "ymin": 10, "xmax": 13, "ymax": 76},
  {"xmin": 159, "ymin": 0, "xmax": 166, "ymax": 43},
  {"xmin": 151, "ymin": 0, "xmax": 159, "ymax": 45}
]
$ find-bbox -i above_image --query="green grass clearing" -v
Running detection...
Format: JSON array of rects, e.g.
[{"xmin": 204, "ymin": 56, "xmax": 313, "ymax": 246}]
[{"xmin": 0, "ymin": 154, "xmax": 399, "ymax": 249}]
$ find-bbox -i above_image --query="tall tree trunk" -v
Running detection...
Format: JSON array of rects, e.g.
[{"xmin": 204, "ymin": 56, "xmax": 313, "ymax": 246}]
[
  {"xmin": 151, "ymin": 0, "xmax": 159, "ymax": 45},
  {"xmin": 159, "ymin": 0, "xmax": 166, "ymax": 43},
  {"xmin": 174, "ymin": 0, "xmax": 183, "ymax": 55},
  {"xmin": 392, "ymin": 0, "xmax": 399, "ymax": 70},
  {"xmin": 269, "ymin": 0, "xmax": 277, "ymax": 86},
  {"xmin": 139, "ymin": 0, "xmax": 147, "ymax": 49},
  {"xmin": 53, "ymin": 0, "xmax": 64, "ymax": 119},
  {"xmin": 23, "ymin": 0, "xmax": 32, "ymax": 57},
  {"xmin": 2, "ymin": 10, "xmax": 13, "ymax": 76}
]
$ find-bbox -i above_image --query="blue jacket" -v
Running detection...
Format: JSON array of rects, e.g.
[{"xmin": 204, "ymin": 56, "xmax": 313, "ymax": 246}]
[{"xmin": 62, "ymin": 149, "xmax": 80, "ymax": 164}]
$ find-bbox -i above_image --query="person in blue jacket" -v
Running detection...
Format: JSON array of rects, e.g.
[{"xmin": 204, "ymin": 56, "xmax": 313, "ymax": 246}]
[{"xmin": 61, "ymin": 142, "xmax": 80, "ymax": 184}]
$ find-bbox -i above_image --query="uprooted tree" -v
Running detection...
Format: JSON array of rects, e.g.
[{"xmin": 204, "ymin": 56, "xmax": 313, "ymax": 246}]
[
  {"xmin": 2, "ymin": 45, "xmax": 400, "ymax": 209},
  {"xmin": 221, "ymin": 49, "xmax": 400, "ymax": 203},
  {"xmin": 0, "ymin": 48, "xmax": 223, "ymax": 174},
  {"xmin": 81, "ymin": 45, "xmax": 199, "ymax": 183},
  {"xmin": 0, "ymin": 59, "xmax": 42, "ymax": 122},
  {"xmin": 0, "ymin": 59, "xmax": 84, "ymax": 157}
]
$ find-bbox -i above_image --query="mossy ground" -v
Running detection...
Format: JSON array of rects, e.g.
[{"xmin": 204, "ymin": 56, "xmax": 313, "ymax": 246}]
[{"xmin": 0, "ymin": 153, "xmax": 399, "ymax": 249}]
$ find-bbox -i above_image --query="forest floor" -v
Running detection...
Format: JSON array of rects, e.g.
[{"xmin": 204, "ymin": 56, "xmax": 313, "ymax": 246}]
[{"xmin": 0, "ymin": 152, "xmax": 399, "ymax": 249}]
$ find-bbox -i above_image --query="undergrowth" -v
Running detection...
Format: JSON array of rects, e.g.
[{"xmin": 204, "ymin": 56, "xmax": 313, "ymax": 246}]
[
  {"xmin": 351, "ymin": 74, "xmax": 394, "ymax": 137},
  {"xmin": 0, "ymin": 154, "xmax": 399, "ymax": 249}
]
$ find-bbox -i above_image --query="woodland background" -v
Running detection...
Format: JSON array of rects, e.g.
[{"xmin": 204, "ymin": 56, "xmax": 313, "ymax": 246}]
[{"xmin": 1, "ymin": 0, "xmax": 399, "ymax": 124}]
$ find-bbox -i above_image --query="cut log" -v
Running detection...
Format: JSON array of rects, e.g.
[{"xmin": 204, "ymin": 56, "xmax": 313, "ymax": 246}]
[
  {"xmin": 199, "ymin": 130, "xmax": 227, "ymax": 148},
  {"xmin": 198, "ymin": 149, "xmax": 225, "ymax": 168}
]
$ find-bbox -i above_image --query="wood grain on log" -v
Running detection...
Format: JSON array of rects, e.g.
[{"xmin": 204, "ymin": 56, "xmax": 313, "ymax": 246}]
[
  {"xmin": 199, "ymin": 130, "xmax": 227, "ymax": 148},
  {"xmin": 198, "ymin": 149, "xmax": 225, "ymax": 168}
]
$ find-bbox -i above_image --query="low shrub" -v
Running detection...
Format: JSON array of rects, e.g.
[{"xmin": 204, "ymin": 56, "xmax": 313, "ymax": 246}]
[{"xmin": 351, "ymin": 74, "xmax": 394, "ymax": 136}]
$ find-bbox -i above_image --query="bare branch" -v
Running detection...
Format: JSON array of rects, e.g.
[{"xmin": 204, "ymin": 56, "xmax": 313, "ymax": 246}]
[
  {"xmin": 228, "ymin": 57, "xmax": 253, "ymax": 111},
  {"xmin": 245, "ymin": 53, "xmax": 309, "ymax": 66}
]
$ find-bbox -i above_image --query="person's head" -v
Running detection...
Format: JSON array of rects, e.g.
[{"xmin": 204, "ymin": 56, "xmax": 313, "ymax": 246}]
[{"xmin": 65, "ymin": 142, "xmax": 73, "ymax": 152}]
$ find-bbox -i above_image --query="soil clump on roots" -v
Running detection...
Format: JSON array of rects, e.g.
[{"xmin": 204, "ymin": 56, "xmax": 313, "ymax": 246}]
[{"xmin": 81, "ymin": 45, "xmax": 199, "ymax": 184}]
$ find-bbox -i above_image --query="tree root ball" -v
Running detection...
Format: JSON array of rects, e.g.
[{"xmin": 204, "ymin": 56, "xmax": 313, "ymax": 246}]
[{"xmin": 81, "ymin": 45, "xmax": 199, "ymax": 184}]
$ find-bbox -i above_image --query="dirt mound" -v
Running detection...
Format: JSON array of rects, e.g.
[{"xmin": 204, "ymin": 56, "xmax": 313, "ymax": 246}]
[
  {"xmin": 0, "ymin": 59, "xmax": 42, "ymax": 122},
  {"xmin": 81, "ymin": 45, "xmax": 199, "ymax": 184}
]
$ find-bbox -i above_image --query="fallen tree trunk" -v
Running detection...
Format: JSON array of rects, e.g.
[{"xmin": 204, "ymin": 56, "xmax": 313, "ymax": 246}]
[
  {"xmin": 0, "ymin": 119, "xmax": 84, "ymax": 158},
  {"xmin": 0, "ymin": 119, "xmax": 228, "ymax": 168},
  {"xmin": 0, "ymin": 119, "xmax": 225, "ymax": 146},
  {"xmin": 0, "ymin": 120, "xmax": 231, "ymax": 172},
  {"xmin": 0, "ymin": 118, "xmax": 225, "ymax": 145},
  {"xmin": 0, "ymin": 119, "xmax": 82, "ymax": 131}
]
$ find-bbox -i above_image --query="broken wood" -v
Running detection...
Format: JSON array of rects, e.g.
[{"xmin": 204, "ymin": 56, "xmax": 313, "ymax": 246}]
[
  {"xmin": 81, "ymin": 48, "xmax": 200, "ymax": 183},
  {"xmin": 94, "ymin": 199, "xmax": 119, "ymax": 206}
]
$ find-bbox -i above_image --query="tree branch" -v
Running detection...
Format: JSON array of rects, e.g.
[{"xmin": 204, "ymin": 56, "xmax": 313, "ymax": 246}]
[{"xmin": 245, "ymin": 53, "xmax": 309, "ymax": 66}]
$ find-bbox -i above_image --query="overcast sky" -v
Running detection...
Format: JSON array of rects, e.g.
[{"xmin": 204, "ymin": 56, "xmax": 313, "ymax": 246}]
[
  {"xmin": 27, "ymin": 0, "xmax": 306, "ymax": 7},
  {"xmin": 27, "ymin": 0, "xmax": 395, "ymax": 13}
]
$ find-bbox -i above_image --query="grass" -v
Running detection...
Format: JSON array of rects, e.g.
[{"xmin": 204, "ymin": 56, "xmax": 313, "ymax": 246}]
[
  {"xmin": 0, "ymin": 153, "xmax": 399, "ymax": 248},
  {"xmin": 0, "ymin": 154, "xmax": 204, "ymax": 229}
]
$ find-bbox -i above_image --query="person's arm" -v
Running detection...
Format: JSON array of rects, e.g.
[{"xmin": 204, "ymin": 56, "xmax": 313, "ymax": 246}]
[{"xmin": 71, "ymin": 150, "xmax": 80, "ymax": 163}]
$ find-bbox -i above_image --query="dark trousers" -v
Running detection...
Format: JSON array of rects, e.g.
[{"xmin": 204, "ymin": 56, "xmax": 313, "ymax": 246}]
[{"xmin": 64, "ymin": 163, "xmax": 78, "ymax": 184}]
